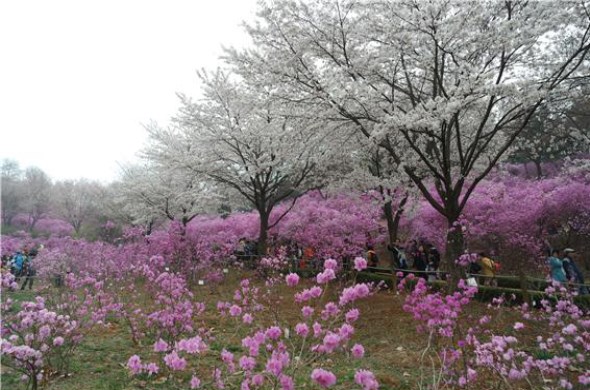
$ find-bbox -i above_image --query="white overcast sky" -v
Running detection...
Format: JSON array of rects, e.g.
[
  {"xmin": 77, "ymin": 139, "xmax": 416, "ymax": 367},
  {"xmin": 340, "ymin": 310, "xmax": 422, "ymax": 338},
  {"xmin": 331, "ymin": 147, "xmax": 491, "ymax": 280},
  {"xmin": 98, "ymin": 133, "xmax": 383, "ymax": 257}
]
[{"xmin": 0, "ymin": 0, "xmax": 258, "ymax": 183}]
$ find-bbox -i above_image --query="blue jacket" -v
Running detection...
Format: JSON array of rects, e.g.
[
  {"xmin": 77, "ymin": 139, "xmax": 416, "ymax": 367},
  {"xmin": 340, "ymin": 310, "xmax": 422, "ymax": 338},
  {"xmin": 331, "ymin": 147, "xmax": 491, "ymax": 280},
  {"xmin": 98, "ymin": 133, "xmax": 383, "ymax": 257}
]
[
  {"xmin": 12, "ymin": 253, "xmax": 25, "ymax": 271},
  {"xmin": 548, "ymin": 256, "xmax": 566, "ymax": 283}
]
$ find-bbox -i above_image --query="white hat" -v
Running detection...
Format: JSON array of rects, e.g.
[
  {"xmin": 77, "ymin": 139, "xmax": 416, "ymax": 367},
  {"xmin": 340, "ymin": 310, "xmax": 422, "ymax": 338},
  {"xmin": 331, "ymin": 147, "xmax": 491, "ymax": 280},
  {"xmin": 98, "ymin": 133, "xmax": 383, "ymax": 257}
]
[{"xmin": 563, "ymin": 248, "xmax": 575, "ymax": 253}]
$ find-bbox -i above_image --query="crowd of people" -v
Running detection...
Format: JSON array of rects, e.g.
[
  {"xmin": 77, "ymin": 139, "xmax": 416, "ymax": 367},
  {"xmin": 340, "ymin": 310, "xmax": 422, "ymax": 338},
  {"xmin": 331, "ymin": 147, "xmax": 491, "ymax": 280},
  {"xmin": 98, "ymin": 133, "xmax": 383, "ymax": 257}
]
[
  {"xmin": 1, "ymin": 246, "xmax": 40, "ymax": 290},
  {"xmin": 232, "ymin": 236, "xmax": 448, "ymax": 280},
  {"xmin": 233, "ymin": 237, "xmax": 322, "ymax": 271},
  {"xmin": 387, "ymin": 240, "xmax": 442, "ymax": 281}
]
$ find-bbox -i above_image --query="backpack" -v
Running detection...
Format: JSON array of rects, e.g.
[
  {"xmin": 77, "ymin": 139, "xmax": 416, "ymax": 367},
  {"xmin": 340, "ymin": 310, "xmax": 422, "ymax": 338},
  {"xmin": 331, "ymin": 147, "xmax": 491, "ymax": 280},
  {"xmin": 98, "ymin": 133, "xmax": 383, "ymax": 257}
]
[
  {"xmin": 494, "ymin": 262, "xmax": 501, "ymax": 272},
  {"xmin": 468, "ymin": 262, "xmax": 482, "ymax": 274},
  {"xmin": 398, "ymin": 252, "xmax": 408, "ymax": 269}
]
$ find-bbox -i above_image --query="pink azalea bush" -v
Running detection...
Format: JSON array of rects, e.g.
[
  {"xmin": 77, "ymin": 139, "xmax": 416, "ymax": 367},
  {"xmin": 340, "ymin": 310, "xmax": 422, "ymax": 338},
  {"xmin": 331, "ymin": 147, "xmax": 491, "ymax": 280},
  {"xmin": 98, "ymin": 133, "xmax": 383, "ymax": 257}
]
[{"xmin": 1, "ymin": 297, "xmax": 81, "ymax": 389}]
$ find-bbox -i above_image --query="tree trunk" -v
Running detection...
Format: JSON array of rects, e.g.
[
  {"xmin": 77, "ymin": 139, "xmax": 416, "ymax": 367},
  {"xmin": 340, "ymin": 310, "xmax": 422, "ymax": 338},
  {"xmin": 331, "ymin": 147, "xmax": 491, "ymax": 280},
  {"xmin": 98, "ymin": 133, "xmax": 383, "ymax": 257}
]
[
  {"xmin": 2, "ymin": 213, "xmax": 14, "ymax": 226},
  {"xmin": 27, "ymin": 215, "xmax": 39, "ymax": 232},
  {"xmin": 383, "ymin": 195, "xmax": 408, "ymax": 245},
  {"xmin": 383, "ymin": 201, "xmax": 396, "ymax": 246},
  {"xmin": 391, "ymin": 195, "xmax": 408, "ymax": 243},
  {"xmin": 145, "ymin": 220, "xmax": 154, "ymax": 236},
  {"xmin": 258, "ymin": 210, "xmax": 269, "ymax": 257},
  {"xmin": 444, "ymin": 223, "xmax": 465, "ymax": 291},
  {"xmin": 534, "ymin": 160, "xmax": 543, "ymax": 179}
]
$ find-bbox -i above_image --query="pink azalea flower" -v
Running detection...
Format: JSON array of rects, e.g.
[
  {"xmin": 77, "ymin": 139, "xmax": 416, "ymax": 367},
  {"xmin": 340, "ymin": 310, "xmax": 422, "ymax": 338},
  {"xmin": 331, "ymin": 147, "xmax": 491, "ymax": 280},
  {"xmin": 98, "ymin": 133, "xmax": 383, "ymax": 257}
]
[
  {"xmin": 164, "ymin": 350, "xmax": 187, "ymax": 371},
  {"xmin": 242, "ymin": 313, "xmax": 254, "ymax": 324},
  {"xmin": 144, "ymin": 362, "xmax": 159, "ymax": 376},
  {"xmin": 345, "ymin": 308, "xmax": 360, "ymax": 323},
  {"xmin": 302, "ymin": 306, "xmax": 314, "ymax": 317},
  {"xmin": 311, "ymin": 368, "xmax": 337, "ymax": 387},
  {"xmin": 324, "ymin": 258, "xmax": 338, "ymax": 270},
  {"xmin": 190, "ymin": 375, "xmax": 201, "ymax": 389},
  {"xmin": 229, "ymin": 305, "xmax": 242, "ymax": 317},
  {"xmin": 52, "ymin": 337, "xmax": 65, "ymax": 347},
  {"xmin": 266, "ymin": 326, "xmax": 282, "ymax": 340},
  {"xmin": 351, "ymin": 343, "xmax": 365, "ymax": 358},
  {"xmin": 295, "ymin": 323, "xmax": 309, "ymax": 337},
  {"xmin": 354, "ymin": 369, "xmax": 378, "ymax": 390},
  {"xmin": 127, "ymin": 355, "xmax": 143, "ymax": 375},
  {"xmin": 153, "ymin": 338, "xmax": 169, "ymax": 352},
  {"xmin": 285, "ymin": 273, "xmax": 300, "ymax": 287},
  {"xmin": 354, "ymin": 257, "xmax": 367, "ymax": 272}
]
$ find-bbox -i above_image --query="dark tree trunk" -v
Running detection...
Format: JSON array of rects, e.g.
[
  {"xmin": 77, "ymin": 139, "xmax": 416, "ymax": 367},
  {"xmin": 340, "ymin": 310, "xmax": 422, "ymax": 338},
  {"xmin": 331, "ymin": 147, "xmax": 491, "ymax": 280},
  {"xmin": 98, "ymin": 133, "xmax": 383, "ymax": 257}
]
[
  {"xmin": 534, "ymin": 160, "xmax": 543, "ymax": 179},
  {"xmin": 392, "ymin": 195, "xmax": 408, "ymax": 243},
  {"xmin": 383, "ymin": 200, "xmax": 396, "ymax": 245},
  {"xmin": 27, "ymin": 215, "xmax": 39, "ymax": 232},
  {"xmin": 145, "ymin": 220, "xmax": 154, "ymax": 236},
  {"xmin": 383, "ymin": 195, "xmax": 408, "ymax": 246},
  {"xmin": 73, "ymin": 221, "xmax": 82, "ymax": 235},
  {"xmin": 258, "ymin": 210, "xmax": 269, "ymax": 257},
  {"xmin": 444, "ymin": 221, "xmax": 465, "ymax": 291},
  {"xmin": 2, "ymin": 214, "xmax": 14, "ymax": 226}
]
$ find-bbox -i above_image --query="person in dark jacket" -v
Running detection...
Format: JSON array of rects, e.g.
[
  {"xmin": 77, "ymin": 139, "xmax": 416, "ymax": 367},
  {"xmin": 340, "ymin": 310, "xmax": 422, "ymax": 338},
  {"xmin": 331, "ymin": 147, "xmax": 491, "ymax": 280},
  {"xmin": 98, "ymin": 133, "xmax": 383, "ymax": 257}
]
[
  {"xmin": 413, "ymin": 245, "xmax": 427, "ymax": 279},
  {"xmin": 20, "ymin": 256, "xmax": 36, "ymax": 290},
  {"xmin": 563, "ymin": 248, "xmax": 587, "ymax": 295}
]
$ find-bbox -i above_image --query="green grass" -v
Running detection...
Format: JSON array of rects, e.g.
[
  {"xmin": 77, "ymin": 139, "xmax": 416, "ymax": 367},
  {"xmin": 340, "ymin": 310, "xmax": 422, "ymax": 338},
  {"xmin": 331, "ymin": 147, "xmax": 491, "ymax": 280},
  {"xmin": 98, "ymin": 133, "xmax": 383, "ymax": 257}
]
[{"xmin": 2, "ymin": 271, "xmax": 582, "ymax": 389}]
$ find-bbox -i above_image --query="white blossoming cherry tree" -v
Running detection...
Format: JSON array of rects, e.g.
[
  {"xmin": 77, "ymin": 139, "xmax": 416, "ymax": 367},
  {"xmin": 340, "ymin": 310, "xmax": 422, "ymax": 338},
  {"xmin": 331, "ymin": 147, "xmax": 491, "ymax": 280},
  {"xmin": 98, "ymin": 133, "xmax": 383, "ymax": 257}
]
[
  {"xmin": 117, "ymin": 161, "xmax": 219, "ymax": 230},
  {"xmin": 145, "ymin": 69, "xmax": 329, "ymax": 255},
  {"xmin": 225, "ymin": 0, "xmax": 590, "ymax": 280}
]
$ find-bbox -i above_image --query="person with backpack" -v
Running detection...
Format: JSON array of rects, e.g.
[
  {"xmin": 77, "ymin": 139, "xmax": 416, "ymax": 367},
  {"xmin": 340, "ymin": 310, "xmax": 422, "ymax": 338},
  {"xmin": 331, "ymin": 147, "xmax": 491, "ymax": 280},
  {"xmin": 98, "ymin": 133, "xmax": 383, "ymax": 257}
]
[{"xmin": 479, "ymin": 252, "xmax": 497, "ymax": 286}]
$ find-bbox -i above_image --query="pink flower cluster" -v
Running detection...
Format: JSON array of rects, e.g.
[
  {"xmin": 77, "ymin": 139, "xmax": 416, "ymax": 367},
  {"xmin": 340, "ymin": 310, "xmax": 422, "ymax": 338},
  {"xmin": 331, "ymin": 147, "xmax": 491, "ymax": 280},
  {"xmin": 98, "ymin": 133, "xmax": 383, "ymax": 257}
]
[
  {"xmin": 218, "ymin": 278, "xmax": 262, "ymax": 324},
  {"xmin": 339, "ymin": 283, "xmax": 371, "ymax": 306},
  {"xmin": 401, "ymin": 275, "xmax": 477, "ymax": 338}
]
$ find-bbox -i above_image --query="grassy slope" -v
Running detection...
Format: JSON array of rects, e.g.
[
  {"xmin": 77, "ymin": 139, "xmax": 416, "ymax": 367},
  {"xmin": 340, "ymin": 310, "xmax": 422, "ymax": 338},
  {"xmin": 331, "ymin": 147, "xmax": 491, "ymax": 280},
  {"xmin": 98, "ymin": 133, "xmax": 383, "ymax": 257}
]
[{"xmin": 0, "ymin": 273, "xmax": 535, "ymax": 390}]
